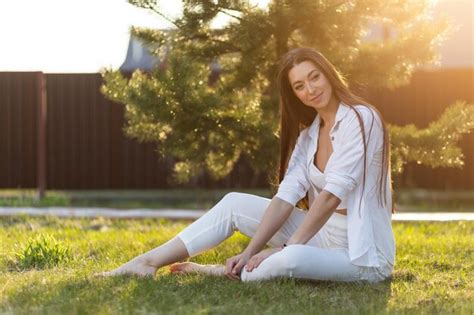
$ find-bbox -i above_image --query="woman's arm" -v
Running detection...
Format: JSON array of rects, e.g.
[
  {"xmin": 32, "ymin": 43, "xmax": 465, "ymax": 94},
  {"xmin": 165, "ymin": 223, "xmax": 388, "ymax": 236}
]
[
  {"xmin": 243, "ymin": 196, "xmax": 295, "ymax": 256},
  {"xmin": 226, "ymin": 196, "xmax": 295, "ymax": 279},
  {"xmin": 242, "ymin": 127, "xmax": 311, "ymax": 253},
  {"xmin": 227, "ymin": 129, "xmax": 310, "ymax": 278},
  {"xmin": 285, "ymin": 190, "xmax": 340, "ymax": 245},
  {"xmin": 243, "ymin": 191, "xmax": 340, "ymax": 273}
]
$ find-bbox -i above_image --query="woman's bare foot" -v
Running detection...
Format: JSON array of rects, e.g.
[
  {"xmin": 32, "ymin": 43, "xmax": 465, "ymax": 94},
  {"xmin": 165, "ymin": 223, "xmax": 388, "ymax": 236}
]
[
  {"xmin": 95, "ymin": 259, "xmax": 157, "ymax": 278},
  {"xmin": 169, "ymin": 262, "xmax": 225, "ymax": 277}
]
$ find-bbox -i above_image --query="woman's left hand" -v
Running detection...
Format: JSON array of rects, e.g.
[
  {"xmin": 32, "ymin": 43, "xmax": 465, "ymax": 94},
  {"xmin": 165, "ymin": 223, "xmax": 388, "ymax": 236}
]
[{"xmin": 245, "ymin": 248, "xmax": 282, "ymax": 272}]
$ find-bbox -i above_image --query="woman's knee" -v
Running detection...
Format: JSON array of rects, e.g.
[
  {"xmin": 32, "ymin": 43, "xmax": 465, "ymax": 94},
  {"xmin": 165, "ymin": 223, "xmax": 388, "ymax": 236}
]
[
  {"xmin": 216, "ymin": 192, "xmax": 242, "ymax": 214},
  {"xmin": 275, "ymin": 246, "xmax": 304, "ymax": 271},
  {"xmin": 210, "ymin": 192, "xmax": 238, "ymax": 214},
  {"xmin": 219, "ymin": 192, "xmax": 263, "ymax": 212},
  {"xmin": 221, "ymin": 191, "xmax": 243, "ymax": 204},
  {"xmin": 240, "ymin": 249, "xmax": 300, "ymax": 282},
  {"xmin": 266, "ymin": 246, "xmax": 308, "ymax": 276},
  {"xmin": 222, "ymin": 191, "xmax": 261, "ymax": 203}
]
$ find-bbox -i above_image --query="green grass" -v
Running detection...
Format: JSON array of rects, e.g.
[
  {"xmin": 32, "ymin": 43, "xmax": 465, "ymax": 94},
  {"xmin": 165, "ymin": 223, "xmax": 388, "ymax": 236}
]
[
  {"xmin": 0, "ymin": 216, "xmax": 473, "ymax": 314},
  {"xmin": 395, "ymin": 189, "xmax": 474, "ymax": 212},
  {"xmin": 1, "ymin": 189, "xmax": 474, "ymax": 211},
  {"xmin": 15, "ymin": 233, "xmax": 72, "ymax": 270},
  {"xmin": 0, "ymin": 189, "xmax": 272, "ymax": 209}
]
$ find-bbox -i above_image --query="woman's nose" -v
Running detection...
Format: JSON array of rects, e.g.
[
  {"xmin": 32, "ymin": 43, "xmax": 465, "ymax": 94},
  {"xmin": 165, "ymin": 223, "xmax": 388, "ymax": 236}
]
[{"xmin": 307, "ymin": 82, "xmax": 317, "ymax": 95}]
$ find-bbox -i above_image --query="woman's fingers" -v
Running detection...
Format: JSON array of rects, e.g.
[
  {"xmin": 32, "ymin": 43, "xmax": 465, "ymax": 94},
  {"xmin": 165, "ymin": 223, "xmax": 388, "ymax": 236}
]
[
  {"xmin": 246, "ymin": 257, "xmax": 263, "ymax": 272},
  {"xmin": 245, "ymin": 249, "xmax": 278, "ymax": 272},
  {"xmin": 246, "ymin": 256, "xmax": 257, "ymax": 270},
  {"xmin": 225, "ymin": 258, "xmax": 237, "ymax": 280},
  {"xmin": 231, "ymin": 259, "xmax": 245, "ymax": 279},
  {"xmin": 245, "ymin": 261, "xmax": 253, "ymax": 271},
  {"xmin": 246, "ymin": 257, "xmax": 254, "ymax": 266},
  {"xmin": 256, "ymin": 257, "xmax": 266, "ymax": 266},
  {"xmin": 225, "ymin": 257, "xmax": 241, "ymax": 281},
  {"xmin": 253, "ymin": 260, "xmax": 260, "ymax": 269}
]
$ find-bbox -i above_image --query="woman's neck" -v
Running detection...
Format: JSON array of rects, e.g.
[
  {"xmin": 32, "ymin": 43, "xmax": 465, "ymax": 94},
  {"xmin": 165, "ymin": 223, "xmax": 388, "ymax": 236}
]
[{"xmin": 318, "ymin": 97, "xmax": 339, "ymax": 127}]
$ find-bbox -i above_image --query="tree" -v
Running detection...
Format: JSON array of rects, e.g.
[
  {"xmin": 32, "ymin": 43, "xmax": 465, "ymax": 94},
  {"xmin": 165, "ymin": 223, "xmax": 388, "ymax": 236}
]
[
  {"xmin": 101, "ymin": 0, "xmax": 473, "ymax": 189},
  {"xmin": 390, "ymin": 101, "xmax": 474, "ymax": 175}
]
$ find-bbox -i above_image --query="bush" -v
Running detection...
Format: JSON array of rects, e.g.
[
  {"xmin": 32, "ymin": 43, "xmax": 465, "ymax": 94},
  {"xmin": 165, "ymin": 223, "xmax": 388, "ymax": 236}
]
[{"xmin": 16, "ymin": 234, "xmax": 72, "ymax": 269}]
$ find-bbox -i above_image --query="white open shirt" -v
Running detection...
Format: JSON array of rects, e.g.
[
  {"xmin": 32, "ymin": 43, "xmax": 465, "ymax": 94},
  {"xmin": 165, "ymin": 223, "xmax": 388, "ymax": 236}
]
[{"xmin": 275, "ymin": 102, "xmax": 395, "ymax": 268}]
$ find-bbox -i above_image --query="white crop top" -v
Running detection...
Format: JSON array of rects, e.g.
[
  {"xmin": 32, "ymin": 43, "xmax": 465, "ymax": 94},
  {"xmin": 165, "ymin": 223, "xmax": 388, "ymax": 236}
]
[{"xmin": 309, "ymin": 162, "xmax": 348, "ymax": 210}]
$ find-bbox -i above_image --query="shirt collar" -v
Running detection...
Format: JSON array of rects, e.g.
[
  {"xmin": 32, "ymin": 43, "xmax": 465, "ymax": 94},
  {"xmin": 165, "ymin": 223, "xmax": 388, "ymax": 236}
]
[{"xmin": 308, "ymin": 102, "xmax": 351, "ymax": 139}]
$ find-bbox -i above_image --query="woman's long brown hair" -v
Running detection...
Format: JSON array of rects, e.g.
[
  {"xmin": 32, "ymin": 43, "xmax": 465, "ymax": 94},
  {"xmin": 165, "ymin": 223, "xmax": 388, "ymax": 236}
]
[{"xmin": 276, "ymin": 47, "xmax": 392, "ymax": 212}]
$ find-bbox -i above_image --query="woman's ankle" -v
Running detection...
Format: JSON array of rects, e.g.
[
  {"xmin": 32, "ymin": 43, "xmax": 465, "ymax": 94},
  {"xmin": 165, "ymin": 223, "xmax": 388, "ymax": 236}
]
[{"xmin": 131, "ymin": 255, "xmax": 157, "ymax": 269}]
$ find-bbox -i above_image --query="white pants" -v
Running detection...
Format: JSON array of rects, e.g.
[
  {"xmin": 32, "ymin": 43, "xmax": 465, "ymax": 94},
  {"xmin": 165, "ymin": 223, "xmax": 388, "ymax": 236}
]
[{"xmin": 176, "ymin": 192, "xmax": 393, "ymax": 283}]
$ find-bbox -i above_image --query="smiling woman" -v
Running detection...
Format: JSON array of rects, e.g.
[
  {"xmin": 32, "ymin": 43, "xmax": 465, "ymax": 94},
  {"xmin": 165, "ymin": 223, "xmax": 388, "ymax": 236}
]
[
  {"xmin": 288, "ymin": 62, "xmax": 334, "ymax": 110},
  {"xmin": 97, "ymin": 47, "xmax": 396, "ymax": 284}
]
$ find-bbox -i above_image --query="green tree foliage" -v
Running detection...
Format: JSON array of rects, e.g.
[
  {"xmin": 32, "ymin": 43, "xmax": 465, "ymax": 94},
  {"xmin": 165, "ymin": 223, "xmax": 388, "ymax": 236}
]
[
  {"xmin": 390, "ymin": 101, "xmax": 474, "ymax": 175},
  {"xmin": 101, "ymin": 0, "xmax": 473, "ymax": 186}
]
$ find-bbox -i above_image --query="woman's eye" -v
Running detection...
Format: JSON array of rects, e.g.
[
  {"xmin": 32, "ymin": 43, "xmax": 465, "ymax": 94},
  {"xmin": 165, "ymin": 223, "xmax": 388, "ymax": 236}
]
[
  {"xmin": 295, "ymin": 85, "xmax": 303, "ymax": 90},
  {"xmin": 311, "ymin": 74, "xmax": 319, "ymax": 81}
]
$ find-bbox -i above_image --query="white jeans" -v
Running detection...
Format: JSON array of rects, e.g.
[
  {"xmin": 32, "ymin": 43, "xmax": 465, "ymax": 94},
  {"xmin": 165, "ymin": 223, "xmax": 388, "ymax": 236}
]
[{"xmin": 176, "ymin": 192, "xmax": 393, "ymax": 283}]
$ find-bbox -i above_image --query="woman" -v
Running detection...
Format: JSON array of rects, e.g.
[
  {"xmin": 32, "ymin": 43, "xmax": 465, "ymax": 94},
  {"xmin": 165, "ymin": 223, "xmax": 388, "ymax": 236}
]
[{"xmin": 98, "ymin": 47, "xmax": 395, "ymax": 283}]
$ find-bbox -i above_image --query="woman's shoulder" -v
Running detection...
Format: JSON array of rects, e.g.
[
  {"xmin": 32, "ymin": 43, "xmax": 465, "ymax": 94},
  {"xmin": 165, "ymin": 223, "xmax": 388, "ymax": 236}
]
[
  {"xmin": 342, "ymin": 104, "xmax": 383, "ymax": 130},
  {"xmin": 290, "ymin": 126, "xmax": 312, "ymax": 153},
  {"xmin": 300, "ymin": 126, "xmax": 311, "ymax": 136},
  {"xmin": 295, "ymin": 127, "xmax": 311, "ymax": 147},
  {"xmin": 349, "ymin": 104, "xmax": 377, "ymax": 119}
]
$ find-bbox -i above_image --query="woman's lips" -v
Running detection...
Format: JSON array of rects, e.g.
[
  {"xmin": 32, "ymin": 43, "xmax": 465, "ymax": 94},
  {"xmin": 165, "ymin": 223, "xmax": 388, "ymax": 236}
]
[{"xmin": 310, "ymin": 91, "xmax": 323, "ymax": 102}]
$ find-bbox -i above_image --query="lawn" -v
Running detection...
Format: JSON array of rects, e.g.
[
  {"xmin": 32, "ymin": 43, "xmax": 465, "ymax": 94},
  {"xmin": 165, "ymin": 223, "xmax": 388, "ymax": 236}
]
[
  {"xmin": 0, "ymin": 189, "xmax": 271, "ymax": 210},
  {"xmin": 1, "ymin": 189, "xmax": 474, "ymax": 212},
  {"xmin": 0, "ymin": 216, "xmax": 473, "ymax": 314}
]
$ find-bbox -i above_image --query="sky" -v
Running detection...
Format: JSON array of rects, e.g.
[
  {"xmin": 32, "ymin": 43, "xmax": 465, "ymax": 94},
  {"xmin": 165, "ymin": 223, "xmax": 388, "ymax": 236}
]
[
  {"xmin": 0, "ymin": 0, "xmax": 471, "ymax": 73},
  {"xmin": 0, "ymin": 0, "xmax": 182, "ymax": 73}
]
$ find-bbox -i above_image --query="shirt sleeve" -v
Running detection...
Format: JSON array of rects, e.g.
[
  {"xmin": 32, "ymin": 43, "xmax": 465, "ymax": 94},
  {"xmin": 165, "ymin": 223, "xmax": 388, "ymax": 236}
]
[
  {"xmin": 274, "ymin": 129, "xmax": 311, "ymax": 206},
  {"xmin": 324, "ymin": 106, "xmax": 383, "ymax": 201}
]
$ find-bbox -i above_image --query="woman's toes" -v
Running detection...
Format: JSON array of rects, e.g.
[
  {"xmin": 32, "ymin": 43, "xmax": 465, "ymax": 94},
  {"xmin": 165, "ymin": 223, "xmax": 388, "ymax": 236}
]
[
  {"xmin": 93, "ymin": 270, "xmax": 119, "ymax": 278},
  {"xmin": 169, "ymin": 262, "xmax": 225, "ymax": 277},
  {"xmin": 169, "ymin": 262, "xmax": 205, "ymax": 274},
  {"xmin": 169, "ymin": 262, "xmax": 190, "ymax": 273},
  {"xmin": 93, "ymin": 271, "xmax": 107, "ymax": 277},
  {"xmin": 169, "ymin": 263, "xmax": 180, "ymax": 273}
]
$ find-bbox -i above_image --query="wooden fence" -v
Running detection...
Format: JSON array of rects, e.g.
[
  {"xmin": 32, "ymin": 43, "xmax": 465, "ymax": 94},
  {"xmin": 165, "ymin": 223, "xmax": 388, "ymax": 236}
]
[{"xmin": 0, "ymin": 69, "xmax": 472, "ymax": 190}]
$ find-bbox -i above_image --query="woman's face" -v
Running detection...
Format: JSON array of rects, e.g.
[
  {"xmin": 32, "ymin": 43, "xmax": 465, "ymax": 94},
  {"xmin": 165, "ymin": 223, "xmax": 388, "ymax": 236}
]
[{"xmin": 287, "ymin": 60, "xmax": 335, "ymax": 110}]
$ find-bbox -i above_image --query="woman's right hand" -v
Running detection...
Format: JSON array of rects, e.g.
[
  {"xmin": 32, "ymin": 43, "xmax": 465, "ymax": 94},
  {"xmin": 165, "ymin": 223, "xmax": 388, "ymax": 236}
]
[{"xmin": 224, "ymin": 251, "xmax": 252, "ymax": 281}]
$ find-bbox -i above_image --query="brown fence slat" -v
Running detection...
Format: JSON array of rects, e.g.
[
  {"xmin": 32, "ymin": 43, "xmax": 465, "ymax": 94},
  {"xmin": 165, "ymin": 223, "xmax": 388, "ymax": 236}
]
[{"xmin": 0, "ymin": 72, "xmax": 38, "ymax": 188}]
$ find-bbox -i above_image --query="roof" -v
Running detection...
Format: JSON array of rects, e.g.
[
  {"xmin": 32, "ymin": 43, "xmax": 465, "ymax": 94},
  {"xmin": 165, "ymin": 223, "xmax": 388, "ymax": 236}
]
[{"xmin": 119, "ymin": 34, "xmax": 159, "ymax": 72}]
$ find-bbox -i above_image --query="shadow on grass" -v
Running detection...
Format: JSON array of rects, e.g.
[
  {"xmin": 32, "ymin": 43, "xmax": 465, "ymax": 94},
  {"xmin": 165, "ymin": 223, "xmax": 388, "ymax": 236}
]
[{"xmin": 2, "ymin": 269, "xmax": 393, "ymax": 314}]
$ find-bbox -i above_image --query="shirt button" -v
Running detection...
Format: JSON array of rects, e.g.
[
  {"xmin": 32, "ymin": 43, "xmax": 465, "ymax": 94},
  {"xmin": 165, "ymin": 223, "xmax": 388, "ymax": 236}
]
[{"xmin": 331, "ymin": 136, "xmax": 335, "ymax": 141}]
